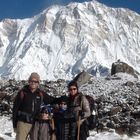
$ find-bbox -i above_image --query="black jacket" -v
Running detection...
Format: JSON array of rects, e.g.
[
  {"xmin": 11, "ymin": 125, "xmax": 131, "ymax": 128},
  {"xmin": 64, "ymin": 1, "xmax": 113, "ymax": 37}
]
[{"xmin": 12, "ymin": 85, "xmax": 55, "ymax": 128}]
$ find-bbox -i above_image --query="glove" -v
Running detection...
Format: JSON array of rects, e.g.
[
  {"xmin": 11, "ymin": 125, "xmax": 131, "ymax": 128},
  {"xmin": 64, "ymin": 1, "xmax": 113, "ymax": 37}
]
[
  {"xmin": 50, "ymin": 129, "xmax": 56, "ymax": 135},
  {"xmin": 14, "ymin": 128, "xmax": 17, "ymax": 133},
  {"xmin": 79, "ymin": 110, "xmax": 85, "ymax": 118}
]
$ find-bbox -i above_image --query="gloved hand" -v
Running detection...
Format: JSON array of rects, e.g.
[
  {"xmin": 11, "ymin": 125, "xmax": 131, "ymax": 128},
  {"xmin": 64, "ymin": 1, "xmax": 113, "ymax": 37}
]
[
  {"xmin": 14, "ymin": 128, "xmax": 17, "ymax": 133},
  {"xmin": 50, "ymin": 129, "xmax": 56, "ymax": 135},
  {"xmin": 79, "ymin": 110, "xmax": 85, "ymax": 118}
]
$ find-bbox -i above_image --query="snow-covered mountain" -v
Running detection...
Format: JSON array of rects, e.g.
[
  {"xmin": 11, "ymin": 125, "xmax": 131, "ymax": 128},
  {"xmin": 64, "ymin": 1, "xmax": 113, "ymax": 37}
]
[{"xmin": 0, "ymin": 0, "xmax": 140, "ymax": 80}]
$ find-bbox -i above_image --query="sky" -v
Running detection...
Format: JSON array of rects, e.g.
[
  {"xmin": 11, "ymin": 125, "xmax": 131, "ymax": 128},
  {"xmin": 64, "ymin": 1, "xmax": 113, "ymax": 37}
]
[{"xmin": 0, "ymin": 0, "xmax": 140, "ymax": 20}]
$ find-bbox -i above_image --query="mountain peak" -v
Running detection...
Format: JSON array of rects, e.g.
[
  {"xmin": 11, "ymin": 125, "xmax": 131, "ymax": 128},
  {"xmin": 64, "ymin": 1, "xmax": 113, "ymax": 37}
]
[{"xmin": 0, "ymin": 1, "xmax": 140, "ymax": 80}]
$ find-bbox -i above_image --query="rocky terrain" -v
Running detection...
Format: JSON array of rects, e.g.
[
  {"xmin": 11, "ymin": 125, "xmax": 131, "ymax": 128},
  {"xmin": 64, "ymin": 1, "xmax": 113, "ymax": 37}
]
[{"xmin": 0, "ymin": 70, "xmax": 140, "ymax": 137}]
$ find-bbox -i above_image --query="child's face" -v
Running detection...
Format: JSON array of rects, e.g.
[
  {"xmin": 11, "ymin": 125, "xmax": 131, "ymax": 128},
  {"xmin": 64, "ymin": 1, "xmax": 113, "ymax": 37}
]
[
  {"xmin": 60, "ymin": 102, "xmax": 67, "ymax": 110},
  {"xmin": 41, "ymin": 112, "xmax": 49, "ymax": 120}
]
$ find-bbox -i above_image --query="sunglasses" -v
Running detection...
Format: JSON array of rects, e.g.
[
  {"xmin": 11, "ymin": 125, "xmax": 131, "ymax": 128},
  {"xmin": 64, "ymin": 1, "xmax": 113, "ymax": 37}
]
[
  {"xmin": 41, "ymin": 111, "xmax": 48, "ymax": 114},
  {"xmin": 29, "ymin": 80, "xmax": 39, "ymax": 84},
  {"xmin": 60, "ymin": 103, "xmax": 67, "ymax": 105},
  {"xmin": 69, "ymin": 88, "xmax": 77, "ymax": 91}
]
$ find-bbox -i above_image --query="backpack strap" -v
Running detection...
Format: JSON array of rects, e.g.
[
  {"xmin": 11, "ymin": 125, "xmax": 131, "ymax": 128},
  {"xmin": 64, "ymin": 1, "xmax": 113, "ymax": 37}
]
[
  {"xmin": 79, "ymin": 95, "xmax": 83, "ymax": 109},
  {"xmin": 19, "ymin": 90, "xmax": 43, "ymax": 102},
  {"xmin": 19, "ymin": 90, "xmax": 25, "ymax": 100},
  {"xmin": 38, "ymin": 91, "xmax": 44, "ymax": 105},
  {"xmin": 78, "ymin": 93, "xmax": 84, "ymax": 109}
]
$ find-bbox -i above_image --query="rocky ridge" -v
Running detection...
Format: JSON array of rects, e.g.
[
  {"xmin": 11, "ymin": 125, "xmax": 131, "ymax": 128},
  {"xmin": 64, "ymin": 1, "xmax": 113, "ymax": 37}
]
[{"xmin": 0, "ymin": 72, "xmax": 140, "ymax": 136}]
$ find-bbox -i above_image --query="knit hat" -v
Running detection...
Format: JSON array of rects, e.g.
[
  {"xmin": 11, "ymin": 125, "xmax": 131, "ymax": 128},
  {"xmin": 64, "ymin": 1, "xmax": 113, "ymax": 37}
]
[
  {"xmin": 40, "ymin": 107, "xmax": 49, "ymax": 114},
  {"xmin": 29, "ymin": 72, "xmax": 40, "ymax": 82},
  {"xmin": 59, "ymin": 95, "xmax": 68, "ymax": 104},
  {"xmin": 40, "ymin": 105, "xmax": 52, "ymax": 114}
]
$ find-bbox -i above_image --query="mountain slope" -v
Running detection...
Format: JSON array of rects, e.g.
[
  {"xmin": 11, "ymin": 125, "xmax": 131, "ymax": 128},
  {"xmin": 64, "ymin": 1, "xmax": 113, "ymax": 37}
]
[{"xmin": 0, "ymin": 0, "xmax": 140, "ymax": 80}]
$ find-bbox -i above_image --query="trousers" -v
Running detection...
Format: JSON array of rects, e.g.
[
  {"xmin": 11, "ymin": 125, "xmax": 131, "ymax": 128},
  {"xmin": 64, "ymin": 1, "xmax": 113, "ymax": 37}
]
[{"xmin": 16, "ymin": 121, "xmax": 32, "ymax": 140}]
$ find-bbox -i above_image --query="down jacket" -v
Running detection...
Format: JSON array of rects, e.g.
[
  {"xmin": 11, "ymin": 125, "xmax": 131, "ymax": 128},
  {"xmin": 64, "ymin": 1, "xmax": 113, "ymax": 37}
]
[{"xmin": 67, "ymin": 93, "xmax": 91, "ymax": 121}]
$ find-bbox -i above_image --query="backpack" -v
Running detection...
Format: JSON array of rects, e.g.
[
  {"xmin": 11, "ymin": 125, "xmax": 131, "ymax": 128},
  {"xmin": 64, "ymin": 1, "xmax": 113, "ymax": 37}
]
[
  {"xmin": 85, "ymin": 95, "xmax": 95, "ymax": 113},
  {"xmin": 81, "ymin": 95, "xmax": 98, "ymax": 130}
]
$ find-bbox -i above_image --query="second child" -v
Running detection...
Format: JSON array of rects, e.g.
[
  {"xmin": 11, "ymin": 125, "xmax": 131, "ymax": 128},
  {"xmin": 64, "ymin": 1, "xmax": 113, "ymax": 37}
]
[{"xmin": 30, "ymin": 105, "xmax": 55, "ymax": 140}]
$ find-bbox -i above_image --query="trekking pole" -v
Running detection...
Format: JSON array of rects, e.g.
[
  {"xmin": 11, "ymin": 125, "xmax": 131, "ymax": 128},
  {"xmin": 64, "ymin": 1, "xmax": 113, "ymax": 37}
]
[
  {"xmin": 25, "ymin": 126, "xmax": 33, "ymax": 140},
  {"xmin": 77, "ymin": 115, "xmax": 81, "ymax": 140},
  {"xmin": 51, "ymin": 117, "xmax": 56, "ymax": 140},
  {"xmin": 96, "ymin": 106, "xmax": 99, "ymax": 133},
  {"xmin": 77, "ymin": 96, "xmax": 83, "ymax": 140},
  {"xmin": 25, "ymin": 131, "xmax": 31, "ymax": 140}
]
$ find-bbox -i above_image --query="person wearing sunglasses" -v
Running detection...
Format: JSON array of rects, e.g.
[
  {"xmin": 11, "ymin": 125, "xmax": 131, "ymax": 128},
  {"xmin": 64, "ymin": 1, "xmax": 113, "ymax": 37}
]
[
  {"xmin": 12, "ymin": 72, "xmax": 56, "ymax": 140},
  {"xmin": 66, "ymin": 81, "xmax": 90, "ymax": 140},
  {"xmin": 30, "ymin": 105, "xmax": 55, "ymax": 140}
]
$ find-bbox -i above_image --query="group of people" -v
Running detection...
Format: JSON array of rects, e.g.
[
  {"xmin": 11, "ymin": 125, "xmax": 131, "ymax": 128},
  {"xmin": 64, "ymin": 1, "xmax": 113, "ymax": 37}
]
[{"xmin": 12, "ymin": 72, "xmax": 91, "ymax": 140}]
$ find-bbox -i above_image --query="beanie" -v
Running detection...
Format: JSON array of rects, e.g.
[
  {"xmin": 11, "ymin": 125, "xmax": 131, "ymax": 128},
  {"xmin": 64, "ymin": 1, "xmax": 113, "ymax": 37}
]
[
  {"xmin": 59, "ymin": 95, "xmax": 68, "ymax": 104},
  {"xmin": 29, "ymin": 72, "xmax": 40, "ymax": 82},
  {"xmin": 40, "ymin": 105, "xmax": 52, "ymax": 114}
]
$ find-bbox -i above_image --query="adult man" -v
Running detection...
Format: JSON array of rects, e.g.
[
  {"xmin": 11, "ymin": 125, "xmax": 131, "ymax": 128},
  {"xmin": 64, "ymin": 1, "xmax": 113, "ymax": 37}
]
[{"xmin": 12, "ymin": 72, "xmax": 55, "ymax": 140}]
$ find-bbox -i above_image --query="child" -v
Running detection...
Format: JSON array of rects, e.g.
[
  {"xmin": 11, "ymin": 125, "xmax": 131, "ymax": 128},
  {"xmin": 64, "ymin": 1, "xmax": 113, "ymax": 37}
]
[
  {"xmin": 53, "ymin": 96, "xmax": 69, "ymax": 140},
  {"xmin": 30, "ymin": 105, "xmax": 55, "ymax": 140}
]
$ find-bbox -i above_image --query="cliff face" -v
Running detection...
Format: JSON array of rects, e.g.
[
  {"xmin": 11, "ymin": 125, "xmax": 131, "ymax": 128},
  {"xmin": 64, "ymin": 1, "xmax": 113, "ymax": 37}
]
[{"xmin": 0, "ymin": 1, "xmax": 140, "ymax": 80}]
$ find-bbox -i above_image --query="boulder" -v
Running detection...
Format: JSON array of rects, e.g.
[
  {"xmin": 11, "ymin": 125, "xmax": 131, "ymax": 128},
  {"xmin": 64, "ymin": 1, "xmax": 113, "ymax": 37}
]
[
  {"xmin": 73, "ymin": 70, "xmax": 91, "ymax": 87},
  {"xmin": 110, "ymin": 106, "xmax": 122, "ymax": 116},
  {"xmin": 111, "ymin": 60, "xmax": 139, "ymax": 78}
]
